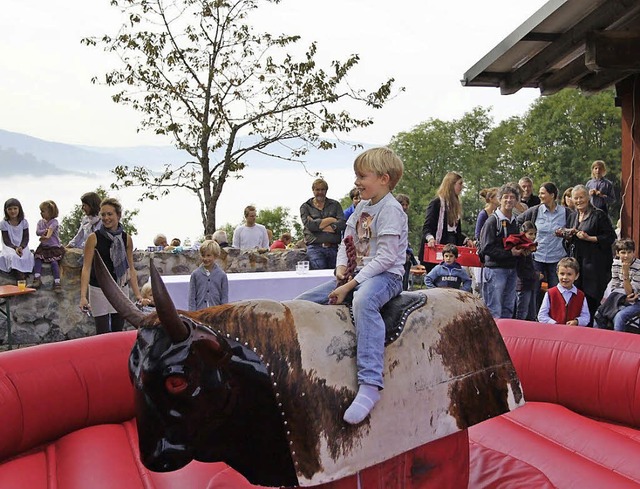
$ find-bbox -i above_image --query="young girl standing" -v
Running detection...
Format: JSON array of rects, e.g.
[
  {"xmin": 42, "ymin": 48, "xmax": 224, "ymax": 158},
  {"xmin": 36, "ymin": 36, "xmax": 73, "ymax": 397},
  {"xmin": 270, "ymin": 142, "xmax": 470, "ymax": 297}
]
[
  {"xmin": 32, "ymin": 200, "xmax": 66, "ymax": 290},
  {"xmin": 515, "ymin": 221, "xmax": 540, "ymax": 321},
  {"xmin": 0, "ymin": 198, "xmax": 34, "ymax": 282}
]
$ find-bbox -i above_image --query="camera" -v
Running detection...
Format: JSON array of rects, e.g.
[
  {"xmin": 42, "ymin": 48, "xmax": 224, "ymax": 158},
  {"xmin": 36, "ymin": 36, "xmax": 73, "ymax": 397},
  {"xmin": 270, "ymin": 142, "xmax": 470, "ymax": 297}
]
[{"xmin": 554, "ymin": 227, "xmax": 576, "ymax": 239}]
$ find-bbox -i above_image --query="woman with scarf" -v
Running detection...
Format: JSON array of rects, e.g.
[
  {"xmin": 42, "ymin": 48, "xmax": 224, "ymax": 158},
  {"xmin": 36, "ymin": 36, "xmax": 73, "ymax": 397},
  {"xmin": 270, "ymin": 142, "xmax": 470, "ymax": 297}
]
[
  {"xmin": 79, "ymin": 197, "xmax": 142, "ymax": 334},
  {"xmin": 418, "ymin": 172, "xmax": 469, "ymax": 268}
]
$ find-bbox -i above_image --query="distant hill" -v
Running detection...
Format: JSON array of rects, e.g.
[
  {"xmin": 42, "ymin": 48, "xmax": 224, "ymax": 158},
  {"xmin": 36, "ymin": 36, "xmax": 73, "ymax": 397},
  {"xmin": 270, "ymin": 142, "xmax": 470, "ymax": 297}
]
[
  {"xmin": 0, "ymin": 128, "xmax": 373, "ymax": 176},
  {"xmin": 0, "ymin": 129, "xmax": 120, "ymax": 175},
  {"xmin": 0, "ymin": 147, "xmax": 69, "ymax": 176}
]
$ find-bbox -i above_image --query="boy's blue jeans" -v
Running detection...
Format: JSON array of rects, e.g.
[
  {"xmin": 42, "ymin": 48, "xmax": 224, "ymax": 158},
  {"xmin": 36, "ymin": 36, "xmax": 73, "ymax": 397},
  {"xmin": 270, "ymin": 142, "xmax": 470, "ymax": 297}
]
[
  {"xmin": 613, "ymin": 301, "xmax": 640, "ymax": 331},
  {"xmin": 295, "ymin": 271, "xmax": 403, "ymax": 388}
]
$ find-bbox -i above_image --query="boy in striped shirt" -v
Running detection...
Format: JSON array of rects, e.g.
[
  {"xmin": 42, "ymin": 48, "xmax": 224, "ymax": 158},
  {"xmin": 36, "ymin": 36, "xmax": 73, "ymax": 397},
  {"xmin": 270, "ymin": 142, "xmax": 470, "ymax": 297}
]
[{"xmin": 609, "ymin": 238, "xmax": 640, "ymax": 331}]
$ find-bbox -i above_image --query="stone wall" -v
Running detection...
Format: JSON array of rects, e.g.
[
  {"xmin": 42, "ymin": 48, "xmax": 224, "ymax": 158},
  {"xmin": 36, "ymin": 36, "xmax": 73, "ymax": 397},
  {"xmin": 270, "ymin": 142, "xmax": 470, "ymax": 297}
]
[{"xmin": 0, "ymin": 247, "xmax": 308, "ymax": 348}]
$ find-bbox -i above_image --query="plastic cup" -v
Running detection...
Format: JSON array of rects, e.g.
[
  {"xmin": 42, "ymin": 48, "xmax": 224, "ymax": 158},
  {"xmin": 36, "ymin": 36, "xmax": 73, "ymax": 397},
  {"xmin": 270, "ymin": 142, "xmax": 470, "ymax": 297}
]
[
  {"xmin": 17, "ymin": 280, "xmax": 26, "ymax": 291},
  {"xmin": 298, "ymin": 261, "xmax": 309, "ymax": 274}
]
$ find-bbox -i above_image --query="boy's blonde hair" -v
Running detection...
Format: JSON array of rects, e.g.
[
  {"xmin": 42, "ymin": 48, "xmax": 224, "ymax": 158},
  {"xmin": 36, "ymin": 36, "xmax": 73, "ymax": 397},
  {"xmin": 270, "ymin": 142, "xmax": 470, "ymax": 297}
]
[
  {"xmin": 353, "ymin": 147, "xmax": 403, "ymax": 190},
  {"xmin": 199, "ymin": 239, "xmax": 221, "ymax": 257},
  {"xmin": 557, "ymin": 257, "xmax": 580, "ymax": 274}
]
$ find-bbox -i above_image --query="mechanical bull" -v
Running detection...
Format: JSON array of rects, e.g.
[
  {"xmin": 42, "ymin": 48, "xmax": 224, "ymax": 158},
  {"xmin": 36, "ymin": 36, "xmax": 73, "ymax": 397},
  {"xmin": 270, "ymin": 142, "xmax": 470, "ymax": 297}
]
[{"xmin": 96, "ymin": 257, "xmax": 523, "ymax": 487}]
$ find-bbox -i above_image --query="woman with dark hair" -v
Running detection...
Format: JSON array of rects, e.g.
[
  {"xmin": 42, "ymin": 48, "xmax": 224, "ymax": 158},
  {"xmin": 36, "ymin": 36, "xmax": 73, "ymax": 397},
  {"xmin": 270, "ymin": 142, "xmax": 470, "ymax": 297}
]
[
  {"xmin": 517, "ymin": 182, "xmax": 573, "ymax": 290},
  {"xmin": 475, "ymin": 187, "xmax": 499, "ymax": 241},
  {"xmin": 79, "ymin": 197, "xmax": 143, "ymax": 334},
  {"xmin": 419, "ymin": 172, "xmax": 468, "ymax": 266},
  {"xmin": 67, "ymin": 192, "xmax": 102, "ymax": 249},
  {"xmin": 564, "ymin": 184, "xmax": 616, "ymax": 324}
]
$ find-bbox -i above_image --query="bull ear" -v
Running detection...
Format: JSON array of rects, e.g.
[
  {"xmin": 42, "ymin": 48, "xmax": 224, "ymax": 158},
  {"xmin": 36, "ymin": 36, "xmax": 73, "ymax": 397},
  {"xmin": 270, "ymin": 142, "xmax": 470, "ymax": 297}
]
[
  {"xmin": 150, "ymin": 259, "xmax": 189, "ymax": 342},
  {"xmin": 93, "ymin": 252, "xmax": 146, "ymax": 327}
]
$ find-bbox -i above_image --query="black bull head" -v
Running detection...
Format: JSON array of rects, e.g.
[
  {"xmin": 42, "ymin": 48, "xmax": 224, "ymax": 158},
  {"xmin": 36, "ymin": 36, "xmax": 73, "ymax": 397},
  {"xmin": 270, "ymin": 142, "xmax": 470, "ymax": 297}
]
[{"xmin": 94, "ymin": 256, "xmax": 298, "ymax": 487}]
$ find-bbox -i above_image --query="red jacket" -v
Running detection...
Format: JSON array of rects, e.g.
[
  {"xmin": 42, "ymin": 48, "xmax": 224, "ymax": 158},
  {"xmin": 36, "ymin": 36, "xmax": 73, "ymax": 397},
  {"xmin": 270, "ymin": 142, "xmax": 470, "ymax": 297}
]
[
  {"xmin": 269, "ymin": 239, "xmax": 287, "ymax": 250},
  {"xmin": 548, "ymin": 286, "xmax": 585, "ymax": 324}
]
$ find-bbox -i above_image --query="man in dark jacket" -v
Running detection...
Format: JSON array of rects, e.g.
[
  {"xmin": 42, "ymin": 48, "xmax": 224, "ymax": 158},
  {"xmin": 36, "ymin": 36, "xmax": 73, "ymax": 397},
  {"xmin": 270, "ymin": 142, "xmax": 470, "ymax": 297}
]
[
  {"xmin": 479, "ymin": 184, "xmax": 526, "ymax": 318},
  {"xmin": 519, "ymin": 177, "xmax": 541, "ymax": 208}
]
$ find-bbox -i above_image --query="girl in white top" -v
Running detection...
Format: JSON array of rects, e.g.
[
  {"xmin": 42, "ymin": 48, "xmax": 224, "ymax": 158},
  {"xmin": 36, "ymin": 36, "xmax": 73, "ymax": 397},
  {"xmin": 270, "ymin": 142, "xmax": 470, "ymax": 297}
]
[{"xmin": 0, "ymin": 198, "xmax": 35, "ymax": 281}]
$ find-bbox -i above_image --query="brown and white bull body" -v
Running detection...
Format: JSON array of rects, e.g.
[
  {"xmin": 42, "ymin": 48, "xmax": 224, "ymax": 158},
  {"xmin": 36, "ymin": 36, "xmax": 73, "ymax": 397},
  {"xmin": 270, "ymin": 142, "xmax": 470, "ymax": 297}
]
[{"xmin": 97, "ymin": 258, "xmax": 523, "ymax": 487}]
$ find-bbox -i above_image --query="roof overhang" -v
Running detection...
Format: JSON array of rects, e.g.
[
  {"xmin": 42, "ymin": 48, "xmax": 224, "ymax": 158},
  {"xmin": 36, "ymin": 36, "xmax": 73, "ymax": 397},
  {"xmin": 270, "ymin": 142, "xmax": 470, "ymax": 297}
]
[{"xmin": 462, "ymin": 0, "xmax": 640, "ymax": 95}]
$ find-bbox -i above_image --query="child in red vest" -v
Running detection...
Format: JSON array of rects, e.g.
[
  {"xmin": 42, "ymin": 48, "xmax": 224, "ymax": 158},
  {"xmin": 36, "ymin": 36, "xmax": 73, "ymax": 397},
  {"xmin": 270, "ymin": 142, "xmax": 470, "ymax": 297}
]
[{"xmin": 537, "ymin": 257, "xmax": 590, "ymax": 325}]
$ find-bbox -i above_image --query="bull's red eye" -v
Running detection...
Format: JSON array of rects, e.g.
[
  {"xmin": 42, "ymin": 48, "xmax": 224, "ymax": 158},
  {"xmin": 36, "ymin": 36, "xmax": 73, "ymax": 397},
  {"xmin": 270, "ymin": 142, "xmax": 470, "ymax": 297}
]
[{"xmin": 165, "ymin": 375, "xmax": 188, "ymax": 394}]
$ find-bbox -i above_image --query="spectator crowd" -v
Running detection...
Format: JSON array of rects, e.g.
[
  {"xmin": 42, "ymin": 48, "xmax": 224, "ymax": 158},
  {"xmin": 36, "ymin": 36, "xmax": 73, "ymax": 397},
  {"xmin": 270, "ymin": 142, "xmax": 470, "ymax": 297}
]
[
  {"xmin": 417, "ymin": 159, "xmax": 634, "ymax": 332},
  {"xmin": 1, "ymin": 156, "xmax": 636, "ymax": 336}
]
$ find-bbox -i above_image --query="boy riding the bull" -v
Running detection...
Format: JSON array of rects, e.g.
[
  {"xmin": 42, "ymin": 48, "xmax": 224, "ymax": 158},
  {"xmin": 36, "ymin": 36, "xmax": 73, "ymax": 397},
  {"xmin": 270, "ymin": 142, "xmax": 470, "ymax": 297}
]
[{"xmin": 296, "ymin": 147, "xmax": 408, "ymax": 425}]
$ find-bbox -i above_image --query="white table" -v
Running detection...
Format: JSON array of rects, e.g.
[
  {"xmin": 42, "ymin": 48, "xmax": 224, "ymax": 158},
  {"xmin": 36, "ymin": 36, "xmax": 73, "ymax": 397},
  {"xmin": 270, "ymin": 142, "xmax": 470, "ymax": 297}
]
[{"xmin": 162, "ymin": 269, "xmax": 335, "ymax": 310}]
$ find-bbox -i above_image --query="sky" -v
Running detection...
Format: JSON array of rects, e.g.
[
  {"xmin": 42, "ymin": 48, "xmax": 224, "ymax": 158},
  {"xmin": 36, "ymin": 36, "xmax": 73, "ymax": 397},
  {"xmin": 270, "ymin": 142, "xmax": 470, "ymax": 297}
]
[
  {"xmin": 1, "ymin": 0, "xmax": 549, "ymax": 148},
  {"xmin": 2, "ymin": 0, "xmax": 551, "ymax": 247}
]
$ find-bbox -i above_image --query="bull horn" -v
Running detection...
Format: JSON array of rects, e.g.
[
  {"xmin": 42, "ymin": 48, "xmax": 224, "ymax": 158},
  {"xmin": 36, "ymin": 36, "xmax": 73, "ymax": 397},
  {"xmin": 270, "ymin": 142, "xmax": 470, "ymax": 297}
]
[
  {"xmin": 150, "ymin": 259, "xmax": 189, "ymax": 342},
  {"xmin": 93, "ymin": 252, "xmax": 146, "ymax": 327}
]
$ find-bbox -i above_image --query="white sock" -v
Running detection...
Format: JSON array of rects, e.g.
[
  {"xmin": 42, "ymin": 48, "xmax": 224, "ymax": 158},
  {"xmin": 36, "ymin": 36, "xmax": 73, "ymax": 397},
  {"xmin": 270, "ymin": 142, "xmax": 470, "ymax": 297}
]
[{"xmin": 343, "ymin": 384, "xmax": 380, "ymax": 425}]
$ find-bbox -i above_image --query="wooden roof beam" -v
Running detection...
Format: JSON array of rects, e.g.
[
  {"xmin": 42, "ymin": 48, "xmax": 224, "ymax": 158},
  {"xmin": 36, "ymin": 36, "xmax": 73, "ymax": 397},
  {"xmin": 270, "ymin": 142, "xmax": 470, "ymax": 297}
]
[
  {"xmin": 586, "ymin": 31, "xmax": 640, "ymax": 70},
  {"xmin": 579, "ymin": 69, "xmax": 636, "ymax": 92},
  {"xmin": 500, "ymin": 0, "xmax": 639, "ymax": 94},
  {"xmin": 538, "ymin": 55, "xmax": 589, "ymax": 95}
]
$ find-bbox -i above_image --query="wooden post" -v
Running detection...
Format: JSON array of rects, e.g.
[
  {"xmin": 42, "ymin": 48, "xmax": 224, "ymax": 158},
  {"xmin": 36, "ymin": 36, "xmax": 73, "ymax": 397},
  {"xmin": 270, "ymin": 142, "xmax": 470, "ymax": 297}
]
[{"xmin": 617, "ymin": 75, "xmax": 640, "ymax": 245}]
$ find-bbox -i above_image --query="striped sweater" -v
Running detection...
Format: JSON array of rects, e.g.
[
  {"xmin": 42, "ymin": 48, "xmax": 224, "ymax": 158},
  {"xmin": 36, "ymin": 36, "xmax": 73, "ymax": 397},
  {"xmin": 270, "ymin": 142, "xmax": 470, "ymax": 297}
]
[{"xmin": 608, "ymin": 257, "xmax": 640, "ymax": 295}]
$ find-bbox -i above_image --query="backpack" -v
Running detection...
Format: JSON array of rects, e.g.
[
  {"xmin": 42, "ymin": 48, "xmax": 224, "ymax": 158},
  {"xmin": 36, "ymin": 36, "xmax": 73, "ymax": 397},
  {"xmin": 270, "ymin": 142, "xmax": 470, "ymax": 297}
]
[{"xmin": 476, "ymin": 213, "xmax": 501, "ymax": 264}]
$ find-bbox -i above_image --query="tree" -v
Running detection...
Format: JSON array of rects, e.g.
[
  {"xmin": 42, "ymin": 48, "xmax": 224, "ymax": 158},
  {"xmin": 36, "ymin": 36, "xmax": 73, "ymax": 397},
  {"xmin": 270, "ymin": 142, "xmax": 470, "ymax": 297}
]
[
  {"xmin": 389, "ymin": 89, "xmax": 622, "ymax": 248},
  {"xmin": 390, "ymin": 118, "xmax": 460, "ymax": 248},
  {"xmin": 256, "ymin": 206, "xmax": 295, "ymax": 241},
  {"xmin": 83, "ymin": 0, "xmax": 397, "ymax": 235},
  {"xmin": 59, "ymin": 187, "xmax": 139, "ymax": 245},
  {"xmin": 518, "ymin": 89, "xmax": 622, "ymax": 217}
]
